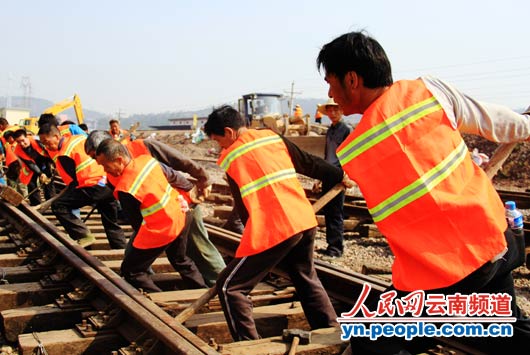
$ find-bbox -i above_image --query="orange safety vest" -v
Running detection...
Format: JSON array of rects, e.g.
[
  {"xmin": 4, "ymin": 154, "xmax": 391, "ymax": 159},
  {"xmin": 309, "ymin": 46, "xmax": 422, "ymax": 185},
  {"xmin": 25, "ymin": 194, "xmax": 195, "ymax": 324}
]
[
  {"xmin": 15, "ymin": 137, "xmax": 49, "ymax": 185},
  {"xmin": 0, "ymin": 125, "xmax": 21, "ymax": 146},
  {"xmin": 59, "ymin": 124, "xmax": 73, "ymax": 137},
  {"xmin": 3, "ymin": 143, "xmax": 18, "ymax": 166},
  {"xmin": 113, "ymin": 155, "xmax": 186, "ymax": 249},
  {"xmin": 49, "ymin": 135, "xmax": 106, "ymax": 188},
  {"xmin": 337, "ymin": 80, "xmax": 507, "ymax": 291},
  {"xmin": 14, "ymin": 136, "xmax": 48, "ymax": 162},
  {"xmin": 126, "ymin": 139, "xmax": 150, "ymax": 157},
  {"xmin": 110, "ymin": 129, "xmax": 130, "ymax": 145},
  {"xmin": 294, "ymin": 106, "xmax": 303, "ymax": 119},
  {"xmin": 218, "ymin": 129, "xmax": 317, "ymax": 257},
  {"xmin": 105, "ymin": 140, "xmax": 150, "ymax": 188},
  {"xmin": 3, "ymin": 142, "xmax": 32, "ymax": 184},
  {"xmin": 123, "ymin": 139, "xmax": 193, "ymax": 204}
]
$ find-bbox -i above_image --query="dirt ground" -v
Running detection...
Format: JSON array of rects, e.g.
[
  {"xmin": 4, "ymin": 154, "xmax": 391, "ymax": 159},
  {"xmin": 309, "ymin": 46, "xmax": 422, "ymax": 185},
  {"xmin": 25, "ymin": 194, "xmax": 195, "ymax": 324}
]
[{"xmin": 138, "ymin": 130, "xmax": 530, "ymax": 317}]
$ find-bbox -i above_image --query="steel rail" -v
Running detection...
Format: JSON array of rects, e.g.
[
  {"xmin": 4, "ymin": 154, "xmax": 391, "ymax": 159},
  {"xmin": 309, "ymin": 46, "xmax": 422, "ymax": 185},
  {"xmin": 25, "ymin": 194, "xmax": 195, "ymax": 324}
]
[{"xmin": 2, "ymin": 200, "xmax": 218, "ymax": 355}]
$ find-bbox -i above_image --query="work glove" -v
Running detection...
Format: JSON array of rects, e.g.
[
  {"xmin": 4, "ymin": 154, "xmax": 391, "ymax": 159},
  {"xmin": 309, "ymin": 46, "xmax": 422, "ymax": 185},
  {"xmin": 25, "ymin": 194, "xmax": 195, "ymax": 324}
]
[
  {"xmin": 198, "ymin": 185, "xmax": 212, "ymax": 201},
  {"xmin": 188, "ymin": 184, "xmax": 212, "ymax": 204},
  {"xmin": 39, "ymin": 174, "xmax": 51, "ymax": 185},
  {"xmin": 342, "ymin": 172, "xmax": 356, "ymax": 189},
  {"xmin": 187, "ymin": 186, "xmax": 202, "ymax": 204},
  {"xmin": 177, "ymin": 194, "xmax": 190, "ymax": 213},
  {"xmin": 312, "ymin": 181, "xmax": 322, "ymax": 193}
]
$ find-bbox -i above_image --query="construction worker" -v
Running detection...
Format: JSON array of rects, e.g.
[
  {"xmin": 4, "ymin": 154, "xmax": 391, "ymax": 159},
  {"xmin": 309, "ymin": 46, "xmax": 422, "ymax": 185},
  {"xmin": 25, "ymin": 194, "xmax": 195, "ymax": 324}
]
[
  {"xmin": 94, "ymin": 138, "xmax": 207, "ymax": 292},
  {"xmin": 78, "ymin": 123, "xmax": 89, "ymax": 134},
  {"xmin": 12, "ymin": 129, "xmax": 55, "ymax": 205},
  {"xmin": 38, "ymin": 123, "xmax": 126, "ymax": 249},
  {"xmin": 291, "ymin": 103, "xmax": 304, "ymax": 124},
  {"xmin": 317, "ymin": 30, "xmax": 530, "ymax": 354},
  {"xmin": 204, "ymin": 105, "xmax": 352, "ymax": 341},
  {"xmin": 38, "ymin": 113, "xmax": 87, "ymax": 137},
  {"xmin": 1, "ymin": 131, "xmax": 27, "ymax": 197},
  {"xmin": 314, "ymin": 107, "xmax": 323, "ymax": 124},
  {"xmin": 0, "ymin": 117, "xmax": 22, "ymax": 146},
  {"xmin": 84, "ymin": 130, "xmax": 226, "ymax": 287},
  {"xmin": 315, "ymin": 98, "xmax": 351, "ymax": 258},
  {"xmin": 109, "ymin": 119, "xmax": 134, "ymax": 143}
]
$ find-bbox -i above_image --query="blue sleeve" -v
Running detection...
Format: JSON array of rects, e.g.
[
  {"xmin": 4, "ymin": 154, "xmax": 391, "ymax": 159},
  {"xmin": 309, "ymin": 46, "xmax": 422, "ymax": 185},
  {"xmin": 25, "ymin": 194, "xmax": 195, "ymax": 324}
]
[{"xmin": 69, "ymin": 125, "xmax": 88, "ymax": 136}]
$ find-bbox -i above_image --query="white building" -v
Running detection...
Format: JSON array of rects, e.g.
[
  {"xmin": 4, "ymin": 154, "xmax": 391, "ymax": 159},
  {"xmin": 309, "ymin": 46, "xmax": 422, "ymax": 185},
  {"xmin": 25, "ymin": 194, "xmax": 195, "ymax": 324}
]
[{"xmin": 0, "ymin": 107, "xmax": 31, "ymax": 126}]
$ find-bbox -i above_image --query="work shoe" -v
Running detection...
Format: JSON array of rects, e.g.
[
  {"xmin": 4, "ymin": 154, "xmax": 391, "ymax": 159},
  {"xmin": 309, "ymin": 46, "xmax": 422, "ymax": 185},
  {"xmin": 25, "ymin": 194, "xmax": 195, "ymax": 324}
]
[
  {"xmin": 77, "ymin": 234, "xmax": 96, "ymax": 248},
  {"xmin": 316, "ymin": 248, "xmax": 342, "ymax": 258}
]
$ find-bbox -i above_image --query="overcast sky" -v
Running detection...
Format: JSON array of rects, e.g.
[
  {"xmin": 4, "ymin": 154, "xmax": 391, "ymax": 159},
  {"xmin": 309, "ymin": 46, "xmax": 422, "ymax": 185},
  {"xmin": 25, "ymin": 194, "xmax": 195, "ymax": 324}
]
[{"xmin": 2, "ymin": 0, "xmax": 529, "ymax": 115}]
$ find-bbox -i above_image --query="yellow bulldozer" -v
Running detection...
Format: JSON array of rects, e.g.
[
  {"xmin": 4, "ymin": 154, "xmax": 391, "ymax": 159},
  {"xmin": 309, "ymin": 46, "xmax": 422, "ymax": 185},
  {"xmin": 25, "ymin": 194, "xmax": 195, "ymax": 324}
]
[
  {"xmin": 20, "ymin": 94, "xmax": 84, "ymax": 135},
  {"xmin": 238, "ymin": 93, "xmax": 328, "ymax": 137},
  {"xmin": 237, "ymin": 93, "xmax": 327, "ymax": 157}
]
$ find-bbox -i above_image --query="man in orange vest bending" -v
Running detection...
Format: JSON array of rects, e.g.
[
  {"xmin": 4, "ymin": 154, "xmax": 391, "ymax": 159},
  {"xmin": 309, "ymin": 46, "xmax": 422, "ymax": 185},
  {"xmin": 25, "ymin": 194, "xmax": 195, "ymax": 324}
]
[
  {"xmin": 84, "ymin": 130, "xmax": 225, "ymax": 287},
  {"xmin": 38, "ymin": 124, "xmax": 126, "ymax": 249},
  {"xmin": 94, "ymin": 138, "xmax": 207, "ymax": 292},
  {"xmin": 317, "ymin": 30, "xmax": 530, "ymax": 354},
  {"xmin": 204, "ymin": 105, "xmax": 350, "ymax": 341},
  {"xmin": 12, "ymin": 129, "xmax": 55, "ymax": 205}
]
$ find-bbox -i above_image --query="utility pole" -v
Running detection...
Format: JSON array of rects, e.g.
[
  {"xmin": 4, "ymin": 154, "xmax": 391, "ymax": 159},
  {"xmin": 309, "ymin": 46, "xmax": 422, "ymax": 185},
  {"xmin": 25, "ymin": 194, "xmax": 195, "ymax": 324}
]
[
  {"xmin": 6, "ymin": 73, "xmax": 13, "ymax": 108},
  {"xmin": 20, "ymin": 76, "xmax": 32, "ymax": 109},
  {"xmin": 115, "ymin": 108, "xmax": 126, "ymax": 121},
  {"xmin": 284, "ymin": 81, "xmax": 302, "ymax": 114}
]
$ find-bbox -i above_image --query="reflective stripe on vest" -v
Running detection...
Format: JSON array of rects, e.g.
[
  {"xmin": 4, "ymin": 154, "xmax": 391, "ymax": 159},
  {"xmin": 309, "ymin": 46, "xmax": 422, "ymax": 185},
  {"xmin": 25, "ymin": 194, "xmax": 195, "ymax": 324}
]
[
  {"xmin": 218, "ymin": 129, "xmax": 317, "ymax": 257},
  {"xmin": 128, "ymin": 158, "xmax": 157, "ymax": 195},
  {"xmin": 116, "ymin": 155, "xmax": 185, "ymax": 249},
  {"xmin": 219, "ymin": 134, "xmax": 297, "ymax": 198},
  {"xmin": 337, "ymin": 79, "xmax": 506, "ymax": 291},
  {"xmin": 54, "ymin": 135, "xmax": 104, "ymax": 188},
  {"xmin": 337, "ymin": 97, "xmax": 441, "ymax": 166},
  {"xmin": 369, "ymin": 140, "xmax": 467, "ymax": 222},
  {"xmin": 141, "ymin": 184, "xmax": 173, "ymax": 218},
  {"xmin": 126, "ymin": 158, "xmax": 175, "ymax": 219},
  {"xmin": 59, "ymin": 125, "xmax": 71, "ymax": 136},
  {"xmin": 63, "ymin": 136, "xmax": 97, "ymax": 176},
  {"xmin": 219, "ymin": 134, "xmax": 282, "ymax": 170},
  {"xmin": 240, "ymin": 168, "xmax": 297, "ymax": 198}
]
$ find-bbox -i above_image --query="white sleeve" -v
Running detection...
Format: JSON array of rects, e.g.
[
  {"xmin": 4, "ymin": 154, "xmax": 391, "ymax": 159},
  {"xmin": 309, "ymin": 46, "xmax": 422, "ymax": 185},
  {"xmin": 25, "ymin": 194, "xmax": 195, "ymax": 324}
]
[{"xmin": 421, "ymin": 76, "xmax": 530, "ymax": 143}]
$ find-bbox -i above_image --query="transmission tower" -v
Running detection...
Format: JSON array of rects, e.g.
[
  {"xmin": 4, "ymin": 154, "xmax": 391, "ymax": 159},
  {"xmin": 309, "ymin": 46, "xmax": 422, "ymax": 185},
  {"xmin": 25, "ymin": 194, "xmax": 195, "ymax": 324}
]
[{"xmin": 20, "ymin": 76, "xmax": 32, "ymax": 108}]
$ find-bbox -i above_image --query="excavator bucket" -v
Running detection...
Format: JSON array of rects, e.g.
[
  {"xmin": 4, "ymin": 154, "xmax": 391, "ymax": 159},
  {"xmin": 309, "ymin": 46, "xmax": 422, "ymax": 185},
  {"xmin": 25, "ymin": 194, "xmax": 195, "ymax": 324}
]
[{"xmin": 0, "ymin": 185, "xmax": 24, "ymax": 206}]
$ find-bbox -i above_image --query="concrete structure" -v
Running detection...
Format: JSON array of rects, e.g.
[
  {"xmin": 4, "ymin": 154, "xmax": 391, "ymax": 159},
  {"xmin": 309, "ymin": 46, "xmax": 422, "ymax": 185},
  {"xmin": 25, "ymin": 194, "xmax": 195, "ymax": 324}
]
[
  {"xmin": 150, "ymin": 115, "xmax": 207, "ymax": 130},
  {"xmin": 0, "ymin": 107, "xmax": 31, "ymax": 126}
]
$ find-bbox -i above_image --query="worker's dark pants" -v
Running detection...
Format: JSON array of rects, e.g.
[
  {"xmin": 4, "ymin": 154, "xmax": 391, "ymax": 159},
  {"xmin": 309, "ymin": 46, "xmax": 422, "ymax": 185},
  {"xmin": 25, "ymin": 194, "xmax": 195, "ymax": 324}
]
[
  {"xmin": 322, "ymin": 179, "xmax": 345, "ymax": 255},
  {"xmin": 186, "ymin": 205, "xmax": 226, "ymax": 287},
  {"xmin": 51, "ymin": 184, "xmax": 126, "ymax": 249},
  {"xmin": 27, "ymin": 175, "xmax": 41, "ymax": 206},
  {"xmin": 216, "ymin": 227, "xmax": 338, "ymax": 341},
  {"xmin": 350, "ymin": 228, "xmax": 530, "ymax": 355},
  {"xmin": 121, "ymin": 211, "xmax": 207, "ymax": 293},
  {"xmin": 223, "ymin": 207, "xmax": 245, "ymax": 234}
]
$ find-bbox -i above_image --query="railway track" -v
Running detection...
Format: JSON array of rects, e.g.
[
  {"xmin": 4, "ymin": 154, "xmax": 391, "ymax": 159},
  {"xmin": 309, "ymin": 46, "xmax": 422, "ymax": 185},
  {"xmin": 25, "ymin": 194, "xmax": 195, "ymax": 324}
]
[{"xmin": 2, "ymin": 186, "xmax": 528, "ymax": 354}]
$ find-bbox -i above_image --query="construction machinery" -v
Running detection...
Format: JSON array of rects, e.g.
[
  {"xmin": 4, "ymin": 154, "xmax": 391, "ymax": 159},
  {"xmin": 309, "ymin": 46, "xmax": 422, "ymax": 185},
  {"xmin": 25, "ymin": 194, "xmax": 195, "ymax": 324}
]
[
  {"xmin": 20, "ymin": 94, "xmax": 84, "ymax": 135},
  {"xmin": 238, "ymin": 93, "xmax": 326, "ymax": 157},
  {"xmin": 238, "ymin": 93, "xmax": 322, "ymax": 136}
]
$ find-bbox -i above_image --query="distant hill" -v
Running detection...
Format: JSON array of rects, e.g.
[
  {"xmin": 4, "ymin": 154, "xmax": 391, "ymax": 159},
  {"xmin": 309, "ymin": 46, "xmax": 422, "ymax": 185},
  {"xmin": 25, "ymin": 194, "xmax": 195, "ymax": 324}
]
[
  {"xmin": 126, "ymin": 97, "xmax": 363, "ymax": 130},
  {"xmin": 2, "ymin": 95, "xmax": 525, "ymax": 132},
  {"xmin": 0, "ymin": 96, "xmax": 107, "ymax": 130}
]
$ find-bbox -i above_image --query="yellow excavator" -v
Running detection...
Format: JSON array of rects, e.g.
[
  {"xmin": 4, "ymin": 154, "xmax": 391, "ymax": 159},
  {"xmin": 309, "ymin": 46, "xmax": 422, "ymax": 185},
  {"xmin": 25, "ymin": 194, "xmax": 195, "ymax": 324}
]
[{"xmin": 20, "ymin": 94, "xmax": 84, "ymax": 135}]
